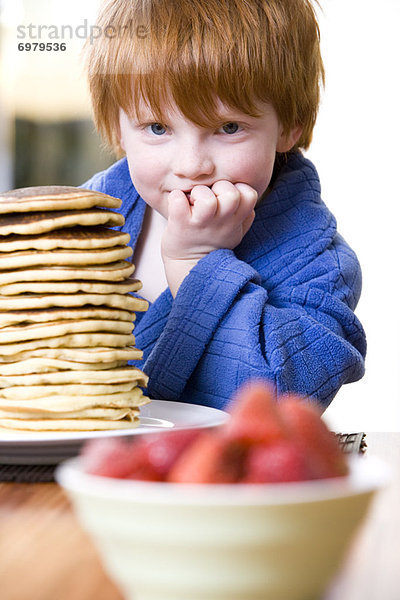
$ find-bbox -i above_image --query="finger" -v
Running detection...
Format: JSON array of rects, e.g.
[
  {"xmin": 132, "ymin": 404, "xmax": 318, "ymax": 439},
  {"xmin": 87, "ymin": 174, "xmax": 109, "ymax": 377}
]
[
  {"xmin": 168, "ymin": 189, "xmax": 191, "ymax": 223},
  {"xmin": 211, "ymin": 180, "xmax": 241, "ymax": 217},
  {"xmin": 233, "ymin": 183, "xmax": 258, "ymax": 220},
  {"xmin": 241, "ymin": 209, "xmax": 256, "ymax": 237},
  {"xmin": 190, "ymin": 185, "xmax": 218, "ymax": 223}
]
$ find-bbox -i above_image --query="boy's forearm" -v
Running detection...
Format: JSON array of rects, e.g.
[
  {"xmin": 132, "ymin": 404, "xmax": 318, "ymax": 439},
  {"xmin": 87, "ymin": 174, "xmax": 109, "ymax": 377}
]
[{"xmin": 163, "ymin": 257, "xmax": 200, "ymax": 297}]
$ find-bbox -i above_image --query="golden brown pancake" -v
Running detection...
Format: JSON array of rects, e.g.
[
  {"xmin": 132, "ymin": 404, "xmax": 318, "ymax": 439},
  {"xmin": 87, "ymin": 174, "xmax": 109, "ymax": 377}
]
[
  {"xmin": 0, "ymin": 227, "xmax": 130, "ymax": 252},
  {"xmin": 0, "ymin": 208, "xmax": 124, "ymax": 236},
  {"xmin": 0, "ymin": 186, "xmax": 121, "ymax": 212}
]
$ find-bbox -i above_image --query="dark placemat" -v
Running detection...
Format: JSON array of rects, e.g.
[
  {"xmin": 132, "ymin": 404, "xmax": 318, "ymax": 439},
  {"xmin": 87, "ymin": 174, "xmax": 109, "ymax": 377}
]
[
  {"xmin": 0, "ymin": 463, "xmax": 57, "ymax": 483},
  {"xmin": 335, "ymin": 432, "xmax": 367, "ymax": 455}
]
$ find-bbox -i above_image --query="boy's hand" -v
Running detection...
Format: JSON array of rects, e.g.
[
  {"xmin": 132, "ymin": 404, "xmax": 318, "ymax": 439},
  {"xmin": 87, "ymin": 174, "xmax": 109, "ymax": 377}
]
[{"xmin": 161, "ymin": 181, "xmax": 257, "ymax": 296}]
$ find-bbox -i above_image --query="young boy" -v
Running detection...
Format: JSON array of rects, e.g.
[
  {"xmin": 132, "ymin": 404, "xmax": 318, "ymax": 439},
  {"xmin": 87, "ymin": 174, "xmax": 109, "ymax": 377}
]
[{"xmin": 83, "ymin": 0, "xmax": 366, "ymax": 410}]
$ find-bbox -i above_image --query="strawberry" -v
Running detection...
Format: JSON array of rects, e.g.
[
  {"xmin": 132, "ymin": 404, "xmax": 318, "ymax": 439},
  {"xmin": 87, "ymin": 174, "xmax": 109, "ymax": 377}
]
[
  {"xmin": 81, "ymin": 437, "xmax": 154, "ymax": 479},
  {"xmin": 242, "ymin": 440, "xmax": 313, "ymax": 483},
  {"xmin": 224, "ymin": 380, "xmax": 287, "ymax": 446},
  {"xmin": 280, "ymin": 396, "xmax": 348, "ymax": 479},
  {"xmin": 168, "ymin": 432, "xmax": 246, "ymax": 483},
  {"xmin": 83, "ymin": 430, "xmax": 203, "ymax": 481},
  {"xmin": 142, "ymin": 429, "xmax": 202, "ymax": 479},
  {"xmin": 124, "ymin": 443, "xmax": 162, "ymax": 481},
  {"xmin": 82, "ymin": 382, "xmax": 348, "ymax": 485}
]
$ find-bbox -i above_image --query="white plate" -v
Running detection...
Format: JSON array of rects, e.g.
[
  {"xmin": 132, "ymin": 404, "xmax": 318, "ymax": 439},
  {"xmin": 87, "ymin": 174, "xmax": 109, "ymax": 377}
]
[{"xmin": 0, "ymin": 400, "xmax": 229, "ymax": 465}]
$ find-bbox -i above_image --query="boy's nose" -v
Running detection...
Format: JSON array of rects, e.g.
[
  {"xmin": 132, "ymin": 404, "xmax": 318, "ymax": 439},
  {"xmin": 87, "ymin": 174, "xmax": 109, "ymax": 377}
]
[{"xmin": 172, "ymin": 142, "xmax": 215, "ymax": 180}]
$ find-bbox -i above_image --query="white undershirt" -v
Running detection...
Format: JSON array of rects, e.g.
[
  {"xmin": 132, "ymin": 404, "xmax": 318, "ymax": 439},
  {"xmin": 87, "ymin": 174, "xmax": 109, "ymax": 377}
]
[{"xmin": 133, "ymin": 206, "xmax": 168, "ymax": 303}]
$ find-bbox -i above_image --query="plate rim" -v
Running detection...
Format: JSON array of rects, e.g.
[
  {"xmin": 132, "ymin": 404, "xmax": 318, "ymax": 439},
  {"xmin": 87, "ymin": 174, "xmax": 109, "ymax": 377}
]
[{"xmin": 0, "ymin": 399, "xmax": 229, "ymax": 448}]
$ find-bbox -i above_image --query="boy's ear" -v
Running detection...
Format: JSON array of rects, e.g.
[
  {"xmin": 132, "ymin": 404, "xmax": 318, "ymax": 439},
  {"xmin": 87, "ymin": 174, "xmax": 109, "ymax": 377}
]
[{"xmin": 276, "ymin": 125, "xmax": 303, "ymax": 153}]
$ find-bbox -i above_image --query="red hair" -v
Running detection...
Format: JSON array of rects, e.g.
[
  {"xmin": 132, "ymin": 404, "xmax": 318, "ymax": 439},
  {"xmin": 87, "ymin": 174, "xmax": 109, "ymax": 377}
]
[{"xmin": 85, "ymin": 0, "xmax": 324, "ymax": 154}]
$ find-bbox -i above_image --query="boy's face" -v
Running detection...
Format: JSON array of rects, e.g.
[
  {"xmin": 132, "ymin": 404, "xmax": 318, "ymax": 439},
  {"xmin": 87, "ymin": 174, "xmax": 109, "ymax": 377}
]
[{"xmin": 119, "ymin": 99, "xmax": 298, "ymax": 217}]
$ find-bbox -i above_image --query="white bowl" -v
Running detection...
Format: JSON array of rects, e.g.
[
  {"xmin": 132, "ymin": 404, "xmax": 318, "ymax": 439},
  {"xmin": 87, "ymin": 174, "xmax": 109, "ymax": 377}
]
[{"xmin": 56, "ymin": 455, "xmax": 389, "ymax": 600}]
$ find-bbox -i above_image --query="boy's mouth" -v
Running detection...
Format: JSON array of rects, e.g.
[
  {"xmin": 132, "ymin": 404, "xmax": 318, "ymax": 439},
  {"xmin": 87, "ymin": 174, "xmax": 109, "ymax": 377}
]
[{"xmin": 182, "ymin": 190, "xmax": 193, "ymax": 203}]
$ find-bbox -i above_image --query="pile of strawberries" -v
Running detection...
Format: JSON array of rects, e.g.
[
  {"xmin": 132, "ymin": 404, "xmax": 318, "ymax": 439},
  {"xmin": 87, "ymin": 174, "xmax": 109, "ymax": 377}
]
[{"xmin": 83, "ymin": 381, "xmax": 348, "ymax": 483}]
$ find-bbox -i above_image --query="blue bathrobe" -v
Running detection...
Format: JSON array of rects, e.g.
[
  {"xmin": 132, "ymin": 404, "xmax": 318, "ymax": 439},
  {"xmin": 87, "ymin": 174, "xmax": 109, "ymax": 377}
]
[{"xmin": 83, "ymin": 151, "xmax": 366, "ymax": 410}]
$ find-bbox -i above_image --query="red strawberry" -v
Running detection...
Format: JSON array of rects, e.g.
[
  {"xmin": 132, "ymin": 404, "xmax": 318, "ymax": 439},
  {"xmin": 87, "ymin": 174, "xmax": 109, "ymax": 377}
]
[
  {"xmin": 280, "ymin": 396, "xmax": 348, "ymax": 479},
  {"xmin": 225, "ymin": 380, "xmax": 287, "ymax": 446},
  {"xmin": 142, "ymin": 429, "xmax": 202, "ymax": 479},
  {"xmin": 124, "ymin": 443, "xmax": 162, "ymax": 481},
  {"xmin": 243, "ymin": 440, "xmax": 313, "ymax": 483},
  {"xmin": 168, "ymin": 432, "xmax": 246, "ymax": 483},
  {"xmin": 81, "ymin": 437, "xmax": 157, "ymax": 479}
]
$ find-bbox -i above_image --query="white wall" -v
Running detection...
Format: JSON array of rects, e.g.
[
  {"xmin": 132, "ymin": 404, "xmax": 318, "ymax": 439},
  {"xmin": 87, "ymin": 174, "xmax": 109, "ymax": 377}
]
[{"xmin": 306, "ymin": 1, "xmax": 400, "ymax": 431}]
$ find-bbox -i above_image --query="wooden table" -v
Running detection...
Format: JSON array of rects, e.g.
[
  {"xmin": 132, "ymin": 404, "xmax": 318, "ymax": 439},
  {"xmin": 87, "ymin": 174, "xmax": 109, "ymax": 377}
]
[{"xmin": 0, "ymin": 432, "xmax": 399, "ymax": 600}]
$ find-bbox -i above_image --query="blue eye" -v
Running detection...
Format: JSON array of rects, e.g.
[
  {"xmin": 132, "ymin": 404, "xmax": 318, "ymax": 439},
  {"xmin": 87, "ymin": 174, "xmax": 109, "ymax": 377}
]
[
  {"xmin": 221, "ymin": 122, "xmax": 240, "ymax": 134},
  {"xmin": 148, "ymin": 123, "xmax": 166, "ymax": 135}
]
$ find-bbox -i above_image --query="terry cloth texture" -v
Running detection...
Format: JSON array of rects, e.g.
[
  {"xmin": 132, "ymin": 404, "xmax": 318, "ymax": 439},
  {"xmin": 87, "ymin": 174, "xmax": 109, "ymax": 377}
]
[{"xmin": 82, "ymin": 152, "xmax": 366, "ymax": 410}]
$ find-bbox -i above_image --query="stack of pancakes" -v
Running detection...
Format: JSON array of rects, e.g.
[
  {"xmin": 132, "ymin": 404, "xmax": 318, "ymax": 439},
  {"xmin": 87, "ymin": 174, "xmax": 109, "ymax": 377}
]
[{"xmin": 0, "ymin": 186, "xmax": 149, "ymax": 432}]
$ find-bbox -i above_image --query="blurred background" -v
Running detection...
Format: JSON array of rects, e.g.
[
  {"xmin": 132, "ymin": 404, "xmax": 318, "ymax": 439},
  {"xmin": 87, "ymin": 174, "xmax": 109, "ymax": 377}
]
[
  {"xmin": 0, "ymin": 0, "xmax": 113, "ymax": 191},
  {"xmin": 0, "ymin": 0, "xmax": 399, "ymax": 431}
]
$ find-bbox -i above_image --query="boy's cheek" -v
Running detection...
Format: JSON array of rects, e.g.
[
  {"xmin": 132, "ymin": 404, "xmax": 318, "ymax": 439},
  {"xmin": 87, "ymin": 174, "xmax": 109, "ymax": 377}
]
[{"xmin": 226, "ymin": 155, "xmax": 275, "ymax": 200}]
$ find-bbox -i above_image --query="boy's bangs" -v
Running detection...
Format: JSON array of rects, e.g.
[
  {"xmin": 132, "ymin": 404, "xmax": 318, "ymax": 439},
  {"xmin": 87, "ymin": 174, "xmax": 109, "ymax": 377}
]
[{"xmin": 124, "ymin": 71, "xmax": 263, "ymax": 130}]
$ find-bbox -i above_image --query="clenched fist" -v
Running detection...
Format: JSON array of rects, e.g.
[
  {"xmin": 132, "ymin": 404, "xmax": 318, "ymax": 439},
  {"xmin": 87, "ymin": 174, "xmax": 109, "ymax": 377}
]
[{"xmin": 162, "ymin": 180, "xmax": 258, "ymax": 296}]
